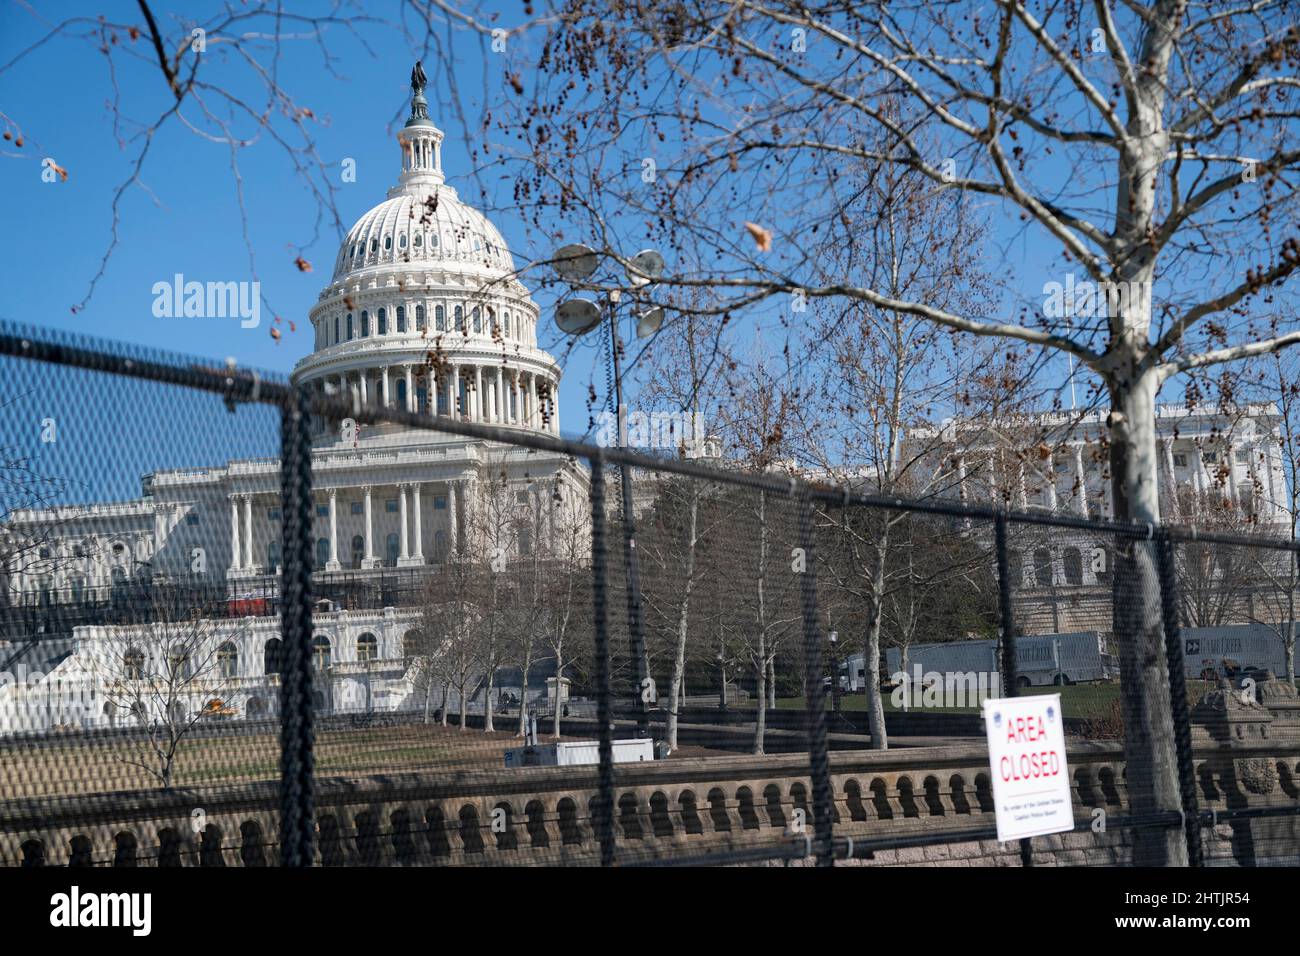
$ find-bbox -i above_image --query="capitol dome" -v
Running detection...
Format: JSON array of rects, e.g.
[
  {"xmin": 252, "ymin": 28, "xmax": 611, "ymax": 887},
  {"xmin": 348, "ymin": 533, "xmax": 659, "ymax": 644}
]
[{"xmin": 294, "ymin": 65, "xmax": 559, "ymax": 437}]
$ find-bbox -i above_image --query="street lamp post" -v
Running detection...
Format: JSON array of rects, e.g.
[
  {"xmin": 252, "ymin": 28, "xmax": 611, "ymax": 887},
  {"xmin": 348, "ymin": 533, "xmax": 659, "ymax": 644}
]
[{"xmin": 550, "ymin": 245, "xmax": 665, "ymax": 741}]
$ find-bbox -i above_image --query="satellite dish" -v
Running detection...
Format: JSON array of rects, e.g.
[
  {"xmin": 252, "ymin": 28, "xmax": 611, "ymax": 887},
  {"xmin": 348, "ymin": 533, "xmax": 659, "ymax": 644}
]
[
  {"xmin": 552, "ymin": 243, "xmax": 598, "ymax": 282},
  {"xmin": 625, "ymin": 249, "xmax": 665, "ymax": 287},
  {"xmin": 555, "ymin": 298, "xmax": 602, "ymax": 336},
  {"xmin": 635, "ymin": 306, "xmax": 665, "ymax": 339}
]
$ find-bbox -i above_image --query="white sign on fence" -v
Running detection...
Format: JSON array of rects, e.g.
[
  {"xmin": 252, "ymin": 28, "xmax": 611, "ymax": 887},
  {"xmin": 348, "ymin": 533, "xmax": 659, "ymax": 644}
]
[{"xmin": 981, "ymin": 693, "xmax": 1074, "ymax": 842}]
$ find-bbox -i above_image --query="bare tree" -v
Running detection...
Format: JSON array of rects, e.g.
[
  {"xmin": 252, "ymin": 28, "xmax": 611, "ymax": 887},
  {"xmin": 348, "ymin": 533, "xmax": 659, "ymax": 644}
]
[
  {"xmin": 509, "ymin": 2, "xmax": 1300, "ymax": 864},
  {"xmin": 93, "ymin": 592, "xmax": 233, "ymax": 789}
]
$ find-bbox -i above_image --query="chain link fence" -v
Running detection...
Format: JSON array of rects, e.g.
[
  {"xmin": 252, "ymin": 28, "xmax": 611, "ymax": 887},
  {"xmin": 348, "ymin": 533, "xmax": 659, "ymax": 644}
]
[{"xmin": 2, "ymin": 322, "xmax": 1298, "ymax": 867}]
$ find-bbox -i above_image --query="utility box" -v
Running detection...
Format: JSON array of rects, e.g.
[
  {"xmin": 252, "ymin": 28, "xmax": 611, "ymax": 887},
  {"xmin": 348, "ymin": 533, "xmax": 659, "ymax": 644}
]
[{"xmin": 504, "ymin": 738, "xmax": 655, "ymax": 769}]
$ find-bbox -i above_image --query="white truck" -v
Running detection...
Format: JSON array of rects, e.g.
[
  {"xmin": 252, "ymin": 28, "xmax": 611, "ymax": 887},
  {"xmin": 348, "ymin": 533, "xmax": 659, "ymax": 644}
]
[
  {"xmin": 1182, "ymin": 624, "xmax": 1295, "ymax": 681},
  {"xmin": 841, "ymin": 631, "xmax": 1117, "ymax": 690},
  {"xmin": 503, "ymin": 738, "xmax": 655, "ymax": 768}
]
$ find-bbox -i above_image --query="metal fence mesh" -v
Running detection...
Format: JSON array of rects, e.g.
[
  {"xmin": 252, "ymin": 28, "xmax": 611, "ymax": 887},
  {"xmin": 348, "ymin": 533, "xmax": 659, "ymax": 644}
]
[{"xmin": 1, "ymin": 322, "xmax": 1298, "ymax": 867}]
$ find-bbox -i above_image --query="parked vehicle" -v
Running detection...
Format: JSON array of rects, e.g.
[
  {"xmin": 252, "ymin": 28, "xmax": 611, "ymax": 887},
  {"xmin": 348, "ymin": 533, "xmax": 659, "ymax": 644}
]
[
  {"xmin": 841, "ymin": 631, "xmax": 1117, "ymax": 691},
  {"xmin": 1182, "ymin": 625, "xmax": 1293, "ymax": 682}
]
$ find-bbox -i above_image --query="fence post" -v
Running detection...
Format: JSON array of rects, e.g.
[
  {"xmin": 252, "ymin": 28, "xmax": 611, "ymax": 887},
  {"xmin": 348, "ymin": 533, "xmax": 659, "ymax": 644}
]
[
  {"xmin": 589, "ymin": 459, "xmax": 616, "ymax": 866},
  {"xmin": 994, "ymin": 513, "xmax": 1033, "ymax": 867},
  {"xmin": 278, "ymin": 387, "xmax": 316, "ymax": 866},
  {"xmin": 1154, "ymin": 529, "xmax": 1204, "ymax": 867},
  {"xmin": 796, "ymin": 493, "xmax": 834, "ymax": 867}
]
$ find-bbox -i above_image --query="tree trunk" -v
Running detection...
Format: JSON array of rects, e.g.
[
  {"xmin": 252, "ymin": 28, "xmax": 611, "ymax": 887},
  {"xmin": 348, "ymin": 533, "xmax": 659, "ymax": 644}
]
[
  {"xmin": 422, "ymin": 672, "xmax": 433, "ymax": 724},
  {"xmin": 458, "ymin": 679, "xmax": 468, "ymax": 731},
  {"xmin": 440, "ymin": 680, "xmax": 450, "ymax": 727},
  {"xmin": 767, "ymin": 656, "xmax": 776, "ymax": 709},
  {"xmin": 484, "ymin": 667, "xmax": 495, "ymax": 733},
  {"xmin": 1110, "ymin": 363, "xmax": 1187, "ymax": 866},
  {"xmin": 863, "ymin": 534, "xmax": 889, "ymax": 748},
  {"xmin": 753, "ymin": 490, "xmax": 768, "ymax": 755},
  {"xmin": 753, "ymin": 649, "xmax": 766, "ymax": 756},
  {"xmin": 667, "ymin": 489, "xmax": 699, "ymax": 750}
]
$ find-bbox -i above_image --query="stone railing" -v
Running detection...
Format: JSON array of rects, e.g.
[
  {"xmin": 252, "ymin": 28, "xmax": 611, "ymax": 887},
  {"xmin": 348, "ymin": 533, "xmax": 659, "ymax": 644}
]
[{"xmin": 4, "ymin": 722, "xmax": 1298, "ymax": 867}]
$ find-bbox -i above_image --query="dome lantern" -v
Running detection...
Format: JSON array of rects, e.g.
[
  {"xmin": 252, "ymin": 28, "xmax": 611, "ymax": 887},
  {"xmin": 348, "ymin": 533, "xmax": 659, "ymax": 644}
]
[{"xmin": 393, "ymin": 60, "xmax": 444, "ymax": 193}]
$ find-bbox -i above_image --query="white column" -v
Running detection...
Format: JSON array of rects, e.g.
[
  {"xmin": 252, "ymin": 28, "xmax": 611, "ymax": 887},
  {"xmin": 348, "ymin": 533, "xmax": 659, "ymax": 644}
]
[
  {"xmin": 528, "ymin": 374, "xmax": 538, "ymax": 428},
  {"xmin": 381, "ymin": 366, "xmax": 391, "ymax": 408},
  {"xmin": 359, "ymin": 371, "xmax": 369, "ymax": 407},
  {"xmin": 513, "ymin": 373, "xmax": 522, "ymax": 426},
  {"xmin": 1163, "ymin": 439, "xmax": 1181, "ymax": 520},
  {"xmin": 230, "ymin": 496, "xmax": 242, "ymax": 572},
  {"xmin": 405, "ymin": 365, "xmax": 415, "ymax": 413},
  {"xmin": 241, "ymin": 494, "xmax": 253, "ymax": 567},
  {"xmin": 399, "ymin": 484, "xmax": 410, "ymax": 560},
  {"xmin": 451, "ymin": 364, "xmax": 461, "ymax": 418},
  {"xmin": 1045, "ymin": 457, "xmax": 1058, "ymax": 511},
  {"xmin": 412, "ymin": 483, "xmax": 424, "ymax": 562},
  {"xmin": 362, "ymin": 485, "xmax": 377, "ymax": 568},
  {"xmin": 327, "ymin": 489, "xmax": 340, "ymax": 570},
  {"xmin": 1073, "ymin": 444, "xmax": 1088, "ymax": 516},
  {"xmin": 1017, "ymin": 461, "xmax": 1028, "ymax": 510},
  {"xmin": 448, "ymin": 481, "xmax": 459, "ymax": 555},
  {"xmin": 474, "ymin": 365, "xmax": 484, "ymax": 423}
]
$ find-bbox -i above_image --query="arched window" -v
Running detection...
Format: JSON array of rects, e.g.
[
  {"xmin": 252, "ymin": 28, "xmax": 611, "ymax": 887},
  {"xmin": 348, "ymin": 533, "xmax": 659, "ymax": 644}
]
[
  {"xmin": 416, "ymin": 305, "xmax": 426, "ymax": 330},
  {"xmin": 311, "ymin": 635, "xmax": 332, "ymax": 671},
  {"xmin": 402, "ymin": 629, "xmax": 424, "ymax": 659},
  {"xmin": 454, "ymin": 306, "xmax": 464, "ymax": 331},
  {"xmin": 316, "ymin": 538, "xmax": 330, "ymax": 568},
  {"xmin": 396, "ymin": 305, "xmax": 406, "ymax": 332},
  {"xmin": 369, "ymin": 238, "xmax": 378, "ymax": 254},
  {"xmin": 217, "ymin": 642, "xmax": 238, "ymax": 679},
  {"xmin": 124, "ymin": 647, "xmax": 145, "ymax": 680},
  {"xmin": 346, "ymin": 313, "xmax": 354, "ymax": 340},
  {"xmin": 386, "ymin": 533, "xmax": 400, "ymax": 567},
  {"xmin": 434, "ymin": 530, "xmax": 447, "ymax": 560},
  {"xmin": 264, "ymin": 638, "xmax": 283, "ymax": 675},
  {"xmin": 1008, "ymin": 550, "xmax": 1024, "ymax": 588},
  {"xmin": 357, "ymin": 633, "xmax": 378, "ymax": 662},
  {"xmin": 414, "ymin": 232, "xmax": 422, "ymax": 248},
  {"xmin": 351, "ymin": 535, "xmax": 365, "ymax": 569},
  {"xmin": 168, "ymin": 644, "xmax": 192, "ymax": 681},
  {"xmin": 435, "ymin": 305, "xmax": 445, "ymax": 331},
  {"xmin": 472, "ymin": 306, "xmax": 481, "ymax": 334},
  {"xmin": 1062, "ymin": 547, "xmax": 1083, "ymax": 586},
  {"xmin": 361, "ymin": 311, "xmax": 370, "ymax": 336},
  {"xmin": 378, "ymin": 308, "xmax": 387, "ymax": 335},
  {"xmin": 396, "ymin": 379, "xmax": 407, "ymax": 409},
  {"xmin": 1033, "ymin": 548, "xmax": 1053, "ymax": 587},
  {"xmin": 503, "ymin": 311, "xmax": 511, "ymax": 338},
  {"xmin": 333, "ymin": 316, "xmax": 339, "ymax": 343}
]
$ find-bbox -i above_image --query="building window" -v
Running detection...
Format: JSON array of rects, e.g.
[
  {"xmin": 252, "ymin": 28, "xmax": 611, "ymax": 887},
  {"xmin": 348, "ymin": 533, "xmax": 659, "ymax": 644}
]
[
  {"xmin": 396, "ymin": 306, "xmax": 406, "ymax": 332},
  {"xmin": 351, "ymin": 501, "xmax": 364, "ymax": 516},
  {"xmin": 1235, "ymin": 449, "xmax": 1249, "ymax": 463},
  {"xmin": 264, "ymin": 638, "xmax": 282, "ymax": 675},
  {"xmin": 434, "ymin": 495, "xmax": 447, "ymax": 510},
  {"xmin": 311, "ymin": 636, "xmax": 332, "ymax": 671},
  {"xmin": 1062, "ymin": 547, "xmax": 1083, "ymax": 586},
  {"xmin": 334, "ymin": 316, "xmax": 340, "ymax": 343},
  {"xmin": 346, "ymin": 314, "xmax": 354, "ymax": 339},
  {"xmin": 361, "ymin": 311, "xmax": 370, "ymax": 336},
  {"xmin": 434, "ymin": 529, "xmax": 447, "ymax": 559},
  {"xmin": 217, "ymin": 642, "xmax": 238, "ymax": 679},
  {"xmin": 351, "ymin": 535, "xmax": 365, "ymax": 569},
  {"xmin": 416, "ymin": 305, "xmax": 426, "ymax": 330},
  {"xmin": 1173, "ymin": 453, "xmax": 1187, "ymax": 468},
  {"xmin": 267, "ymin": 541, "xmax": 281, "ymax": 571},
  {"xmin": 186, "ymin": 513, "xmax": 199, "ymax": 526},
  {"xmin": 454, "ymin": 306, "xmax": 464, "ymax": 331},
  {"xmin": 378, "ymin": 308, "xmax": 387, "ymax": 335},
  {"xmin": 414, "ymin": 232, "xmax": 422, "ymax": 248},
  {"xmin": 267, "ymin": 507, "xmax": 282, "ymax": 521},
  {"xmin": 357, "ymin": 634, "xmax": 378, "ymax": 662},
  {"xmin": 385, "ymin": 499, "xmax": 398, "ymax": 513},
  {"xmin": 316, "ymin": 504, "xmax": 329, "ymax": 518},
  {"xmin": 435, "ymin": 305, "xmax": 445, "ymax": 331},
  {"xmin": 386, "ymin": 533, "xmax": 399, "ymax": 566},
  {"xmin": 316, "ymin": 538, "xmax": 330, "ymax": 568},
  {"xmin": 124, "ymin": 647, "xmax": 145, "ymax": 680},
  {"xmin": 384, "ymin": 235, "xmax": 392, "ymax": 250},
  {"xmin": 1033, "ymin": 548, "xmax": 1053, "ymax": 587},
  {"xmin": 472, "ymin": 307, "xmax": 482, "ymax": 333},
  {"xmin": 168, "ymin": 644, "xmax": 192, "ymax": 681}
]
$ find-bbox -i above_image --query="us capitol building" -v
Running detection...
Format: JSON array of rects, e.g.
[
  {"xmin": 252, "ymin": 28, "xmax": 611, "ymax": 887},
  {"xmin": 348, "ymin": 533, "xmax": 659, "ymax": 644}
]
[{"xmin": 0, "ymin": 67, "xmax": 588, "ymax": 732}]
